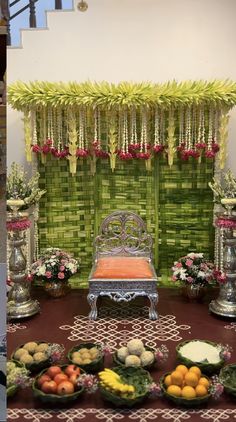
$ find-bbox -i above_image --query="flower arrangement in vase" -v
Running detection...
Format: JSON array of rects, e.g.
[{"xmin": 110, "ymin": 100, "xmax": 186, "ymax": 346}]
[
  {"xmin": 31, "ymin": 248, "xmax": 79, "ymax": 297},
  {"xmin": 171, "ymin": 253, "xmax": 216, "ymax": 299},
  {"xmin": 7, "ymin": 162, "xmax": 46, "ymax": 211}
]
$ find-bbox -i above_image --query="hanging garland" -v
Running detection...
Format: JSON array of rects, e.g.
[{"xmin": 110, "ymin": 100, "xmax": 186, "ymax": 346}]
[{"xmin": 8, "ymin": 80, "xmax": 236, "ymax": 175}]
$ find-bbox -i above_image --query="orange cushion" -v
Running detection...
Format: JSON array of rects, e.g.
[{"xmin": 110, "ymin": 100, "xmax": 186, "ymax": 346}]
[{"xmin": 92, "ymin": 257, "xmax": 154, "ymax": 279}]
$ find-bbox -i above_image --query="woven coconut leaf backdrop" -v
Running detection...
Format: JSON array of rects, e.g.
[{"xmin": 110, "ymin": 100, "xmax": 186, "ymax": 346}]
[{"xmin": 38, "ymin": 156, "xmax": 214, "ymax": 288}]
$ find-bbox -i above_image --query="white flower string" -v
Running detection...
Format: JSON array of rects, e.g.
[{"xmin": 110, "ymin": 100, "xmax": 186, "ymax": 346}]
[
  {"xmin": 213, "ymin": 107, "xmax": 220, "ymax": 143},
  {"xmin": 220, "ymin": 227, "xmax": 224, "ymax": 272},
  {"xmin": 56, "ymin": 108, "xmax": 63, "ymax": 152},
  {"xmin": 105, "ymin": 110, "xmax": 109, "ymax": 153},
  {"xmin": 178, "ymin": 107, "xmax": 184, "ymax": 146},
  {"xmin": 192, "ymin": 106, "xmax": 197, "ymax": 146},
  {"xmin": 207, "ymin": 107, "xmax": 214, "ymax": 150},
  {"xmin": 79, "ymin": 107, "xmax": 85, "ymax": 150},
  {"xmin": 154, "ymin": 106, "xmax": 160, "ymax": 146},
  {"xmin": 33, "ymin": 204, "xmax": 39, "ymax": 260},
  {"xmin": 84, "ymin": 108, "xmax": 88, "ymax": 149},
  {"xmin": 140, "ymin": 107, "xmax": 148, "ymax": 152},
  {"xmin": 160, "ymin": 109, "xmax": 165, "ymax": 144},
  {"xmin": 122, "ymin": 108, "xmax": 129, "ymax": 153},
  {"xmin": 185, "ymin": 106, "xmax": 192, "ymax": 150},
  {"xmin": 130, "ymin": 106, "xmax": 137, "ymax": 145},
  {"xmin": 47, "ymin": 108, "xmax": 53, "ymax": 143},
  {"xmin": 214, "ymin": 226, "xmax": 220, "ymax": 270},
  {"xmin": 43, "ymin": 108, "xmax": 47, "ymax": 142},
  {"xmin": 26, "ymin": 226, "xmax": 31, "ymax": 275},
  {"xmin": 118, "ymin": 109, "xmax": 122, "ymax": 150},
  {"xmin": 197, "ymin": 106, "xmax": 205, "ymax": 144},
  {"xmin": 31, "ymin": 109, "xmax": 38, "ymax": 146}
]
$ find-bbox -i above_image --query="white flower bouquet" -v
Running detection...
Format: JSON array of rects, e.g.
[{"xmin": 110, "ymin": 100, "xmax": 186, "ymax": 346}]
[{"xmin": 171, "ymin": 253, "xmax": 215, "ymax": 286}]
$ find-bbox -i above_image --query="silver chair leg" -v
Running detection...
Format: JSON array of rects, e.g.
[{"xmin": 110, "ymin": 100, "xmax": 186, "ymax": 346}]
[
  {"xmin": 148, "ymin": 293, "xmax": 158, "ymax": 320},
  {"xmin": 87, "ymin": 293, "xmax": 99, "ymax": 320}
]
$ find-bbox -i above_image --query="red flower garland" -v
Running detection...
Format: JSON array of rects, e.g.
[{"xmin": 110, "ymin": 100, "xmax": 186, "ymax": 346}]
[{"xmin": 7, "ymin": 218, "xmax": 31, "ymax": 232}]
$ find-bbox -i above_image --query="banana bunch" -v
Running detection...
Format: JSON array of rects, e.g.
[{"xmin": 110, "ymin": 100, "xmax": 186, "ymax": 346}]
[{"xmin": 98, "ymin": 368, "xmax": 135, "ymax": 396}]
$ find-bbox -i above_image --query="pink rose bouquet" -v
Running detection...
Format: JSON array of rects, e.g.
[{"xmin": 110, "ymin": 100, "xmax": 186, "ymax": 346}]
[
  {"xmin": 31, "ymin": 248, "xmax": 79, "ymax": 283},
  {"xmin": 171, "ymin": 253, "xmax": 216, "ymax": 286}
]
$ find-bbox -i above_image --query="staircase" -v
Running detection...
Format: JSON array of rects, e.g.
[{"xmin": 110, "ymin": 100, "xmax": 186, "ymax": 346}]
[{"xmin": 1, "ymin": 0, "xmax": 73, "ymax": 45}]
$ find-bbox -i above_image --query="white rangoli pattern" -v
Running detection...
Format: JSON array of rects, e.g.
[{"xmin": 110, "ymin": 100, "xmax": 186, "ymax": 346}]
[
  {"xmin": 7, "ymin": 323, "xmax": 27, "ymax": 333},
  {"xmin": 59, "ymin": 304, "xmax": 190, "ymax": 349},
  {"xmin": 224, "ymin": 322, "xmax": 236, "ymax": 332},
  {"xmin": 7, "ymin": 408, "xmax": 236, "ymax": 422}
]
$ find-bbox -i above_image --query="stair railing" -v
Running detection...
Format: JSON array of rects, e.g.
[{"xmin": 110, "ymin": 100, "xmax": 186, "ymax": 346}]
[{"xmin": 1, "ymin": 0, "xmax": 62, "ymax": 45}]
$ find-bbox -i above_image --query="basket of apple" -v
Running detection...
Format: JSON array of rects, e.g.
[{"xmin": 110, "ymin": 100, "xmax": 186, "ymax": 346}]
[{"xmin": 32, "ymin": 364, "xmax": 85, "ymax": 403}]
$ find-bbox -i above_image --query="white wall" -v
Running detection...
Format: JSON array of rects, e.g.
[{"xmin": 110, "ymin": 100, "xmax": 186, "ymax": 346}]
[{"xmin": 7, "ymin": 0, "xmax": 236, "ymax": 172}]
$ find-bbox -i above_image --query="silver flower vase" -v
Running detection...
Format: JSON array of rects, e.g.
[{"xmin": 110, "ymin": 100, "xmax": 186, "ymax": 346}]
[
  {"xmin": 7, "ymin": 200, "xmax": 40, "ymax": 320},
  {"xmin": 209, "ymin": 201, "xmax": 236, "ymax": 318}
]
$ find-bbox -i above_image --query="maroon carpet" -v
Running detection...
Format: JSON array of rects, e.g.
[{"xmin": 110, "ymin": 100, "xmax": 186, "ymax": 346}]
[{"xmin": 7, "ymin": 288, "xmax": 236, "ymax": 422}]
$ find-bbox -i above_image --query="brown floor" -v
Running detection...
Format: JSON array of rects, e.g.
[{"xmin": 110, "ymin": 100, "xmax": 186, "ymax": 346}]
[{"xmin": 7, "ymin": 288, "xmax": 236, "ymax": 421}]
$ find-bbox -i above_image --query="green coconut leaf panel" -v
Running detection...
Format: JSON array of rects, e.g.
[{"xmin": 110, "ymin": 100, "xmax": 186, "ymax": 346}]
[
  {"xmin": 8, "ymin": 80, "xmax": 236, "ymax": 109},
  {"xmin": 38, "ymin": 156, "xmax": 214, "ymax": 288}
]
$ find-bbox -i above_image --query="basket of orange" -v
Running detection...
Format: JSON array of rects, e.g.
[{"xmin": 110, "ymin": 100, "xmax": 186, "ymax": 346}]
[{"xmin": 160, "ymin": 364, "xmax": 212, "ymax": 407}]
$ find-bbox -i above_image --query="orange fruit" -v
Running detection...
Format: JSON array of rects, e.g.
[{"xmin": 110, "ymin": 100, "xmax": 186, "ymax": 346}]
[
  {"xmin": 184, "ymin": 372, "xmax": 199, "ymax": 387},
  {"xmin": 198, "ymin": 377, "xmax": 210, "ymax": 389},
  {"xmin": 195, "ymin": 384, "xmax": 208, "ymax": 397},
  {"xmin": 170, "ymin": 370, "xmax": 183, "ymax": 386},
  {"xmin": 175, "ymin": 364, "xmax": 188, "ymax": 376},
  {"xmin": 182, "ymin": 385, "xmax": 196, "ymax": 399},
  {"xmin": 167, "ymin": 385, "xmax": 182, "ymax": 397},
  {"xmin": 164, "ymin": 375, "xmax": 172, "ymax": 387},
  {"xmin": 189, "ymin": 366, "xmax": 201, "ymax": 379}
]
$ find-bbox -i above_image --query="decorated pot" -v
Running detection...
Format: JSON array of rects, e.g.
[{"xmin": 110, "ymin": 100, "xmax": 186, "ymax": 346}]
[
  {"xmin": 181, "ymin": 284, "xmax": 206, "ymax": 300},
  {"xmin": 44, "ymin": 280, "xmax": 71, "ymax": 298}
]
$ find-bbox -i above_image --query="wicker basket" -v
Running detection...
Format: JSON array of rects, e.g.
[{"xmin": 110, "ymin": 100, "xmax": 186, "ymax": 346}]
[
  {"xmin": 99, "ymin": 366, "xmax": 152, "ymax": 407},
  {"xmin": 12, "ymin": 342, "xmax": 51, "ymax": 373},
  {"xmin": 113, "ymin": 345, "xmax": 156, "ymax": 370},
  {"xmin": 32, "ymin": 364, "xmax": 84, "ymax": 404},
  {"xmin": 219, "ymin": 364, "xmax": 236, "ymax": 397},
  {"xmin": 67, "ymin": 343, "xmax": 104, "ymax": 373},
  {"xmin": 176, "ymin": 340, "xmax": 224, "ymax": 374},
  {"xmin": 160, "ymin": 373, "xmax": 211, "ymax": 407}
]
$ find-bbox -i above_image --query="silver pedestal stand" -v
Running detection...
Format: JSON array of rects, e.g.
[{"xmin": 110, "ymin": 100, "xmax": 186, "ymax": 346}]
[
  {"xmin": 7, "ymin": 201, "xmax": 40, "ymax": 320},
  {"xmin": 209, "ymin": 202, "xmax": 236, "ymax": 318}
]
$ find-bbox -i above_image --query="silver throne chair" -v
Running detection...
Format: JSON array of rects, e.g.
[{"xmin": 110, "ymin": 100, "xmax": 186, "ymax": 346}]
[{"xmin": 88, "ymin": 211, "xmax": 158, "ymax": 320}]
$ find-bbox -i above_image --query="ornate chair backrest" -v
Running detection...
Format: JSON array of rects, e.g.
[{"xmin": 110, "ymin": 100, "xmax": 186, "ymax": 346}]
[{"xmin": 94, "ymin": 211, "xmax": 153, "ymax": 260}]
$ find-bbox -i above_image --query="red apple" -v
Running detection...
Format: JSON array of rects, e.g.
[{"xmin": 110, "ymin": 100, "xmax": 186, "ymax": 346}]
[
  {"xmin": 37, "ymin": 374, "xmax": 52, "ymax": 388},
  {"xmin": 69, "ymin": 373, "xmax": 79, "ymax": 386},
  {"xmin": 64, "ymin": 365, "xmax": 81, "ymax": 377},
  {"xmin": 54, "ymin": 373, "xmax": 69, "ymax": 385},
  {"xmin": 41, "ymin": 380, "xmax": 58, "ymax": 394},
  {"xmin": 47, "ymin": 366, "xmax": 62, "ymax": 379},
  {"xmin": 57, "ymin": 381, "xmax": 75, "ymax": 395}
]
